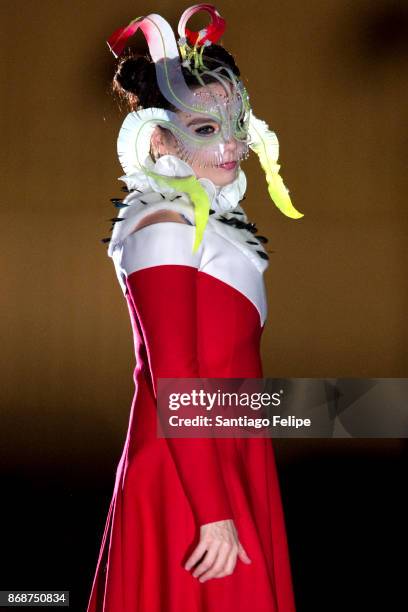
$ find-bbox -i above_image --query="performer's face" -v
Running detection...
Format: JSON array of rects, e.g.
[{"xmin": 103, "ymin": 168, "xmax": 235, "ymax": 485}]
[{"xmin": 150, "ymin": 82, "xmax": 248, "ymax": 187}]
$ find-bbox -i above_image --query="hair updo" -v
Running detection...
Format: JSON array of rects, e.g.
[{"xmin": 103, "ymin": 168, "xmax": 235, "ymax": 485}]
[{"xmin": 111, "ymin": 44, "xmax": 241, "ymax": 112}]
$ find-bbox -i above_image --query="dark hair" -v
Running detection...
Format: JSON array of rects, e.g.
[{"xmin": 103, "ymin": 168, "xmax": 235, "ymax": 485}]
[{"xmin": 111, "ymin": 43, "xmax": 241, "ymax": 112}]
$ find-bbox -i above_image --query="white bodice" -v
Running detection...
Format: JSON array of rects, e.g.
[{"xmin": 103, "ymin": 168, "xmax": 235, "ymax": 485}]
[{"xmin": 106, "ymin": 156, "xmax": 270, "ymax": 326}]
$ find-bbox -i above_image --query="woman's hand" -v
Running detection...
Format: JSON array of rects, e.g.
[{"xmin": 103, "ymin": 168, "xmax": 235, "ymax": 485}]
[{"xmin": 184, "ymin": 519, "xmax": 252, "ymax": 582}]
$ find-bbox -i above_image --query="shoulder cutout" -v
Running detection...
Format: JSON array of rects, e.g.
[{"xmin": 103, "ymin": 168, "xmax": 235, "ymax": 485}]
[{"xmin": 131, "ymin": 210, "xmax": 191, "ymax": 234}]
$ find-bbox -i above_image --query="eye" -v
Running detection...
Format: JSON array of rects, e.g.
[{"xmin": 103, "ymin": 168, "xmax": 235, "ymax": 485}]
[
  {"xmin": 195, "ymin": 124, "xmax": 217, "ymax": 135},
  {"xmin": 238, "ymin": 114, "xmax": 247, "ymax": 128}
]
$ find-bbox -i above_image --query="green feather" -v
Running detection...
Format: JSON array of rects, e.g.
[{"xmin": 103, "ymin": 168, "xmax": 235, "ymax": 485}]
[{"xmin": 145, "ymin": 169, "xmax": 210, "ymax": 252}]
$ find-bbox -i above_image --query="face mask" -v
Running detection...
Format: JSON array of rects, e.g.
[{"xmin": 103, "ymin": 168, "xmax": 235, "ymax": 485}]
[{"xmin": 158, "ymin": 82, "xmax": 251, "ymax": 168}]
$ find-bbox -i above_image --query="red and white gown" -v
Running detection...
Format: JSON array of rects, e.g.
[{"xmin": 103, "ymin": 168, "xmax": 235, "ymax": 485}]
[{"xmin": 86, "ymin": 162, "xmax": 297, "ymax": 612}]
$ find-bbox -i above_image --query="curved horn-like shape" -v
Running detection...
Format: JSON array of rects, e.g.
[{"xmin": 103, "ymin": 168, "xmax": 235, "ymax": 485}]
[
  {"xmin": 107, "ymin": 13, "xmax": 221, "ymax": 119},
  {"xmin": 178, "ymin": 3, "xmax": 226, "ymax": 46}
]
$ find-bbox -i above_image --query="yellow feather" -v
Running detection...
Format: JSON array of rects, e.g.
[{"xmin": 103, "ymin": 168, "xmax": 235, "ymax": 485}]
[{"xmin": 248, "ymin": 113, "xmax": 304, "ymax": 219}]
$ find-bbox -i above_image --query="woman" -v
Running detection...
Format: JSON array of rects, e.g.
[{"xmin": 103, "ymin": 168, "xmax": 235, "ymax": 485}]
[{"xmin": 87, "ymin": 5, "xmax": 302, "ymax": 611}]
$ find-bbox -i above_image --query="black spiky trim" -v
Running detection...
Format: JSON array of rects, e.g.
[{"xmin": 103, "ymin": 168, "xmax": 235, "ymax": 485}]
[
  {"xmin": 217, "ymin": 216, "xmax": 258, "ymax": 234},
  {"xmin": 255, "ymin": 235, "xmax": 268, "ymax": 243},
  {"xmin": 110, "ymin": 197, "xmax": 129, "ymax": 209},
  {"xmin": 121, "ymin": 186, "xmax": 142, "ymax": 193},
  {"xmin": 256, "ymin": 250, "xmax": 269, "ymax": 260}
]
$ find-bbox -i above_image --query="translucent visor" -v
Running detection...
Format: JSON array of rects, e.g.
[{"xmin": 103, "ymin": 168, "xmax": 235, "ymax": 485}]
[
  {"xmin": 107, "ymin": 10, "xmax": 251, "ymax": 167},
  {"xmin": 149, "ymin": 69, "xmax": 251, "ymax": 167}
]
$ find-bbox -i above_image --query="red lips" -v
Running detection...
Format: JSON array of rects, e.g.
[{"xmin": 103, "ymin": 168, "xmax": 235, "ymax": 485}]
[{"xmin": 218, "ymin": 161, "xmax": 237, "ymax": 170}]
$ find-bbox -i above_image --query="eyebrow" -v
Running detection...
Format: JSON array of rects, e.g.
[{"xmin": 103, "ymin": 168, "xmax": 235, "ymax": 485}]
[{"xmin": 186, "ymin": 117, "xmax": 218, "ymax": 127}]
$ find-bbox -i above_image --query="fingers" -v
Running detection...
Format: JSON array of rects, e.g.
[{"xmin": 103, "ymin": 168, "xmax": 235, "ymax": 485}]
[
  {"xmin": 217, "ymin": 544, "xmax": 238, "ymax": 579},
  {"xmin": 195, "ymin": 542, "xmax": 230, "ymax": 582},
  {"xmin": 195, "ymin": 541, "xmax": 237, "ymax": 582},
  {"xmin": 192, "ymin": 542, "xmax": 221, "ymax": 581},
  {"xmin": 184, "ymin": 520, "xmax": 252, "ymax": 583},
  {"xmin": 237, "ymin": 541, "xmax": 252, "ymax": 565},
  {"xmin": 184, "ymin": 540, "xmax": 209, "ymax": 571}
]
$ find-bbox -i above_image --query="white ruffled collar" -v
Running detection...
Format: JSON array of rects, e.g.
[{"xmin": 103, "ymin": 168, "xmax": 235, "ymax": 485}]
[
  {"xmin": 107, "ymin": 155, "xmax": 269, "ymax": 275},
  {"xmin": 118, "ymin": 154, "xmax": 247, "ymax": 214}
]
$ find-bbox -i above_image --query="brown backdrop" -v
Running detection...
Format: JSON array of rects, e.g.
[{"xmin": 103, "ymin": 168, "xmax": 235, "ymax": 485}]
[{"xmin": 1, "ymin": 0, "xmax": 407, "ymax": 466}]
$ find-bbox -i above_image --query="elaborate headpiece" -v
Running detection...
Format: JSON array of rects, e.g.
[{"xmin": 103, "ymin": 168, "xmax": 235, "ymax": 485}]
[{"xmin": 107, "ymin": 3, "xmax": 303, "ymax": 251}]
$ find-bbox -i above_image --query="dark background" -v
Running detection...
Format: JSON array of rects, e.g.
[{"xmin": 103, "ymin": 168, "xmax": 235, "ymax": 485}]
[{"xmin": 1, "ymin": 1, "xmax": 407, "ymax": 610}]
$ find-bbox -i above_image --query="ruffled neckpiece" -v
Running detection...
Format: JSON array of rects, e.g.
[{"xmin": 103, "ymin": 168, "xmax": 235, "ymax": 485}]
[
  {"xmin": 118, "ymin": 154, "xmax": 247, "ymax": 214},
  {"xmin": 103, "ymin": 154, "xmax": 270, "ymax": 275}
]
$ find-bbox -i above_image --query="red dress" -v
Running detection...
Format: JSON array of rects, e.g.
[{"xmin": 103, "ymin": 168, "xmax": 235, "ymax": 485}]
[{"xmin": 87, "ymin": 179, "xmax": 297, "ymax": 611}]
